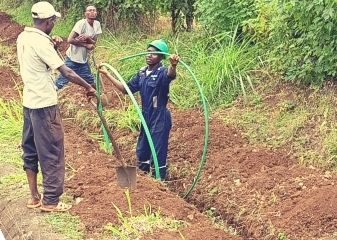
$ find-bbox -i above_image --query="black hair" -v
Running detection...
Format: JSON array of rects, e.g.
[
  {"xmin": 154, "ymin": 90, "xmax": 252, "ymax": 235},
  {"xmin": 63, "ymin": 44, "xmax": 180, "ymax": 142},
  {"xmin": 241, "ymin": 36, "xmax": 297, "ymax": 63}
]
[{"xmin": 85, "ymin": 5, "xmax": 96, "ymax": 11}]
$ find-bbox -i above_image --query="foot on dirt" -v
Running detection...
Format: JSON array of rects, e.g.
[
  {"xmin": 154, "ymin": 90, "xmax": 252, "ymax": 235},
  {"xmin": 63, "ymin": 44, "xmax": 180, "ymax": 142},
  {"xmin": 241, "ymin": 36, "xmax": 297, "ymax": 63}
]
[
  {"xmin": 40, "ymin": 202, "xmax": 72, "ymax": 212},
  {"xmin": 26, "ymin": 194, "xmax": 42, "ymax": 209}
]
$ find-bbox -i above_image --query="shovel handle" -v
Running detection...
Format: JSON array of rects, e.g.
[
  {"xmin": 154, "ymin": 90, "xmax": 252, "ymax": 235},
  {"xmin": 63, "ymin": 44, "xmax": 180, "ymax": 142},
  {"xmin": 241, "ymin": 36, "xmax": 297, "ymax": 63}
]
[{"xmin": 90, "ymin": 99, "xmax": 125, "ymax": 165}]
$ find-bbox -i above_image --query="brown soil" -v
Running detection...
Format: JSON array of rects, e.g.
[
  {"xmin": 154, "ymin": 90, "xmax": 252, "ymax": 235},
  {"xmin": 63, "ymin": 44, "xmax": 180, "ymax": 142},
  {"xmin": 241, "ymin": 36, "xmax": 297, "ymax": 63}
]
[
  {"xmin": 0, "ymin": 66, "xmax": 21, "ymax": 100},
  {"xmin": 1, "ymin": 11, "xmax": 337, "ymax": 240},
  {"xmin": 0, "ymin": 13, "xmax": 23, "ymax": 44},
  {"xmin": 168, "ymin": 110, "xmax": 337, "ymax": 239}
]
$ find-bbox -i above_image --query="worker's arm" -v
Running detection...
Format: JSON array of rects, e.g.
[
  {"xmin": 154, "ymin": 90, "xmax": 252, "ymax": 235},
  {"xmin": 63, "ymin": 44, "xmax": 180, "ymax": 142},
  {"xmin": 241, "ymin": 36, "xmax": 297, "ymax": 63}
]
[
  {"xmin": 67, "ymin": 31, "xmax": 94, "ymax": 50},
  {"xmin": 87, "ymin": 35, "xmax": 97, "ymax": 44},
  {"xmin": 98, "ymin": 66, "xmax": 126, "ymax": 94},
  {"xmin": 167, "ymin": 54, "xmax": 180, "ymax": 78},
  {"xmin": 58, "ymin": 64, "xmax": 96, "ymax": 97}
]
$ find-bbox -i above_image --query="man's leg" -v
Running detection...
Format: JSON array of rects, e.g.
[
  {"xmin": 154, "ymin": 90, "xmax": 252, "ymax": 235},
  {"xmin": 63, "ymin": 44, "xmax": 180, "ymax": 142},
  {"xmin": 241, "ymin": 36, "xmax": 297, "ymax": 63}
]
[
  {"xmin": 150, "ymin": 126, "xmax": 171, "ymax": 180},
  {"xmin": 136, "ymin": 128, "xmax": 151, "ymax": 173},
  {"xmin": 55, "ymin": 57, "xmax": 76, "ymax": 90},
  {"xmin": 26, "ymin": 170, "xmax": 40, "ymax": 203},
  {"xmin": 150, "ymin": 110, "xmax": 172, "ymax": 180},
  {"xmin": 76, "ymin": 61, "xmax": 95, "ymax": 86},
  {"xmin": 22, "ymin": 107, "xmax": 41, "ymax": 205},
  {"xmin": 30, "ymin": 106, "xmax": 65, "ymax": 206}
]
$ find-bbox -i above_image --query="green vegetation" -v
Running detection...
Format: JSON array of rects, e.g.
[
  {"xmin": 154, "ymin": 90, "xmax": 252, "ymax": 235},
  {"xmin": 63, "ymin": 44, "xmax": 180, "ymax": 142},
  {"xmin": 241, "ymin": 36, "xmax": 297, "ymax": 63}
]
[
  {"xmin": 104, "ymin": 105, "xmax": 140, "ymax": 132},
  {"xmin": 204, "ymin": 207, "xmax": 238, "ymax": 236},
  {"xmin": 105, "ymin": 190, "xmax": 186, "ymax": 239},
  {"xmin": 0, "ymin": 173, "xmax": 27, "ymax": 186},
  {"xmin": 278, "ymin": 232, "xmax": 288, "ymax": 240},
  {"xmin": 219, "ymin": 83, "xmax": 337, "ymax": 169},
  {"xmin": 196, "ymin": 0, "xmax": 256, "ymax": 33},
  {"xmin": 0, "ymin": 98, "xmax": 27, "ymax": 199},
  {"xmin": 3, "ymin": 0, "xmax": 337, "ymax": 84},
  {"xmin": 95, "ymin": 30, "xmax": 258, "ymax": 108},
  {"xmin": 46, "ymin": 213, "xmax": 85, "ymax": 240},
  {"xmin": 0, "ymin": 43, "xmax": 17, "ymax": 72},
  {"xmin": 0, "ymin": 99, "xmax": 23, "ymax": 141}
]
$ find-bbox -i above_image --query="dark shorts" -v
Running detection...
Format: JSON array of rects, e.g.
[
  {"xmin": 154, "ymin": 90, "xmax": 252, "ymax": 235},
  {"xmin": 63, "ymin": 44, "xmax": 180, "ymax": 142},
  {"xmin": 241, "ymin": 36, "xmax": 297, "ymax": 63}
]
[{"xmin": 22, "ymin": 105, "xmax": 65, "ymax": 205}]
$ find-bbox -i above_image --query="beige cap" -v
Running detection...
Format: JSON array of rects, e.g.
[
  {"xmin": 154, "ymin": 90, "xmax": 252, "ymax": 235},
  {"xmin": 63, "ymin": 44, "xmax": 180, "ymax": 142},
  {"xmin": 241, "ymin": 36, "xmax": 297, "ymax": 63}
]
[{"xmin": 31, "ymin": 1, "xmax": 61, "ymax": 19}]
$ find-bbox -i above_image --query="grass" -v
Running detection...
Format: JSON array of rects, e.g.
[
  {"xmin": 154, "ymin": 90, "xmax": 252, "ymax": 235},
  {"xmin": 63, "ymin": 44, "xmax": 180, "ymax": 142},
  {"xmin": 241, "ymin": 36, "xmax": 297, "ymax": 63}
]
[
  {"xmin": 0, "ymin": 99, "xmax": 23, "ymax": 141},
  {"xmin": 0, "ymin": 173, "xmax": 27, "ymax": 186},
  {"xmin": 0, "ymin": 43, "xmax": 18, "ymax": 71},
  {"xmin": 217, "ymin": 81, "xmax": 337, "ymax": 170},
  {"xmin": 105, "ymin": 208, "xmax": 185, "ymax": 239},
  {"xmin": 94, "ymin": 29, "xmax": 258, "ymax": 109},
  {"xmin": 204, "ymin": 207, "xmax": 238, "ymax": 236},
  {"xmin": 104, "ymin": 105, "xmax": 140, "ymax": 132},
  {"xmin": 45, "ymin": 213, "xmax": 85, "ymax": 240},
  {"xmin": 0, "ymin": 142, "xmax": 22, "ymax": 167},
  {"xmin": 105, "ymin": 190, "xmax": 186, "ymax": 239}
]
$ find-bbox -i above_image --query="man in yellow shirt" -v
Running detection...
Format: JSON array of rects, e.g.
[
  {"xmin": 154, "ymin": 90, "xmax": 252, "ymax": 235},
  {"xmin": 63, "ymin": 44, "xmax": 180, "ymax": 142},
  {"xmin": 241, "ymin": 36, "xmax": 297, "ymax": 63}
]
[{"xmin": 17, "ymin": 1, "xmax": 96, "ymax": 212}]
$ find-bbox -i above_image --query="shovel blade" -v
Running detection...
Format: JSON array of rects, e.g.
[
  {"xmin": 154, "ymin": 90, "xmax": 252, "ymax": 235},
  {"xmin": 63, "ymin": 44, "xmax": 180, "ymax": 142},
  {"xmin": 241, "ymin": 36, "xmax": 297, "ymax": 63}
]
[{"xmin": 116, "ymin": 166, "xmax": 137, "ymax": 189}]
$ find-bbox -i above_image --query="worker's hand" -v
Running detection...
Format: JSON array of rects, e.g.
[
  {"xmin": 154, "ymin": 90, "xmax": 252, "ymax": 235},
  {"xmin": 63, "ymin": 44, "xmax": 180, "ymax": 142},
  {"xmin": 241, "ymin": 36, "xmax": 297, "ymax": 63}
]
[
  {"xmin": 85, "ymin": 43, "xmax": 95, "ymax": 50},
  {"xmin": 52, "ymin": 36, "xmax": 63, "ymax": 48},
  {"xmin": 76, "ymin": 34, "xmax": 90, "ymax": 43},
  {"xmin": 98, "ymin": 65, "xmax": 109, "ymax": 76},
  {"xmin": 86, "ymin": 86, "xmax": 97, "ymax": 101},
  {"xmin": 169, "ymin": 54, "xmax": 180, "ymax": 67}
]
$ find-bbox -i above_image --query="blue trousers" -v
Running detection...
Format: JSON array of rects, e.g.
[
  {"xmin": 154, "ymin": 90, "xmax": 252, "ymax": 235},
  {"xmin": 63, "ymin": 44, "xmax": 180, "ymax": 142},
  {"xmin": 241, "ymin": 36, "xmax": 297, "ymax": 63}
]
[
  {"xmin": 137, "ymin": 109, "xmax": 172, "ymax": 180},
  {"xmin": 55, "ymin": 57, "xmax": 95, "ymax": 90}
]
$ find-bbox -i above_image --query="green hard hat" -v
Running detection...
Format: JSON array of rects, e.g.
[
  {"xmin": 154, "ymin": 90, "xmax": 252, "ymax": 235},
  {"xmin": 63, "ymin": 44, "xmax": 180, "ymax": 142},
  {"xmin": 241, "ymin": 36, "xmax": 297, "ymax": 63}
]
[{"xmin": 148, "ymin": 39, "xmax": 169, "ymax": 55}]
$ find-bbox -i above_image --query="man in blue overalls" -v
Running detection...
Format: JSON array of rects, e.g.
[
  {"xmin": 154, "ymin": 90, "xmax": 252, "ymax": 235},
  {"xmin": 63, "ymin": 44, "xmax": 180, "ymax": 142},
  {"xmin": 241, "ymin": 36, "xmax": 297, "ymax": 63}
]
[{"xmin": 99, "ymin": 39, "xmax": 179, "ymax": 180}]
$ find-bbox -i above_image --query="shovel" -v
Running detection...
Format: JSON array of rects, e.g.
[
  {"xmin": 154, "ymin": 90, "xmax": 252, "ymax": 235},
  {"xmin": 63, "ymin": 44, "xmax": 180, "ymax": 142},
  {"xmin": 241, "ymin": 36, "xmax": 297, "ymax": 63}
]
[{"xmin": 90, "ymin": 99, "xmax": 137, "ymax": 189}]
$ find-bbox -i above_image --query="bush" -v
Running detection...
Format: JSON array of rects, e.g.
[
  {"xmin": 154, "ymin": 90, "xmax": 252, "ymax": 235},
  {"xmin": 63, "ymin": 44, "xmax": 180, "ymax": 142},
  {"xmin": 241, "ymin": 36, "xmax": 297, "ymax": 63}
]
[
  {"xmin": 195, "ymin": 0, "xmax": 256, "ymax": 33},
  {"xmin": 249, "ymin": 0, "xmax": 337, "ymax": 84}
]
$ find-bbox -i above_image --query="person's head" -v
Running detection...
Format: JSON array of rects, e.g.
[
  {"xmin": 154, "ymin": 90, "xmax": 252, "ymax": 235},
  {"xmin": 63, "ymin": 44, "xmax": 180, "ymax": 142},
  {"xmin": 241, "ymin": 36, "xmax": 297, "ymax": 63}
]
[
  {"xmin": 31, "ymin": 1, "xmax": 61, "ymax": 35},
  {"xmin": 146, "ymin": 39, "xmax": 169, "ymax": 66},
  {"xmin": 85, "ymin": 5, "xmax": 97, "ymax": 20}
]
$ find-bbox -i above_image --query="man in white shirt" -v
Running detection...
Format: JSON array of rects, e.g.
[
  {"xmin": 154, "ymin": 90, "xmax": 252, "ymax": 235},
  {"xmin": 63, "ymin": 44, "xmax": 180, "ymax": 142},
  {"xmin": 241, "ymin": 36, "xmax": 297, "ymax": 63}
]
[
  {"xmin": 55, "ymin": 5, "xmax": 102, "ymax": 90},
  {"xmin": 17, "ymin": 1, "xmax": 96, "ymax": 212}
]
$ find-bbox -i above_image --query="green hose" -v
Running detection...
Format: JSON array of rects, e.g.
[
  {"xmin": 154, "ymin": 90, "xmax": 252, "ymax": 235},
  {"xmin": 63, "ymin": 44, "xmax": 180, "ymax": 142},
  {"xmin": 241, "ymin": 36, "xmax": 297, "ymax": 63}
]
[
  {"xmin": 119, "ymin": 52, "xmax": 209, "ymax": 198},
  {"xmin": 94, "ymin": 61, "xmax": 112, "ymax": 153},
  {"xmin": 98, "ymin": 63, "xmax": 161, "ymax": 180}
]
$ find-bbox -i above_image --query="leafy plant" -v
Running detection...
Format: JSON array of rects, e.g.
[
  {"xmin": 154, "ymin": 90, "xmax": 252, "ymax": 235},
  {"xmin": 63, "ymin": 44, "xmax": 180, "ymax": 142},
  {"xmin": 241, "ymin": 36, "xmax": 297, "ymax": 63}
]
[
  {"xmin": 249, "ymin": 0, "xmax": 337, "ymax": 84},
  {"xmin": 278, "ymin": 231, "xmax": 288, "ymax": 240},
  {"xmin": 195, "ymin": 0, "xmax": 256, "ymax": 34}
]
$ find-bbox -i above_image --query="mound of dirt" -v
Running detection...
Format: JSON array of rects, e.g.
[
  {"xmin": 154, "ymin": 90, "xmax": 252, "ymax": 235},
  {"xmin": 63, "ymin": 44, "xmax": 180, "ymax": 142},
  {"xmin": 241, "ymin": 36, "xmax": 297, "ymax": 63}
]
[
  {"xmin": 168, "ymin": 109, "xmax": 337, "ymax": 239},
  {"xmin": 62, "ymin": 119, "xmax": 240, "ymax": 239},
  {"xmin": 0, "ymin": 66, "xmax": 21, "ymax": 100},
  {"xmin": 0, "ymin": 13, "xmax": 23, "ymax": 44}
]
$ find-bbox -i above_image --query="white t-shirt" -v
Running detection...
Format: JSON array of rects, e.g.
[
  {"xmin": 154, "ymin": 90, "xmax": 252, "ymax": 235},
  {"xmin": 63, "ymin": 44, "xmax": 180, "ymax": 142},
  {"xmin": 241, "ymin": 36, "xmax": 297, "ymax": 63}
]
[
  {"xmin": 17, "ymin": 27, "xmax": 64, "ymax": 109},
  {"xmin": 66, "ymin": 19, "xmax": 102, "ymax": 64}
]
